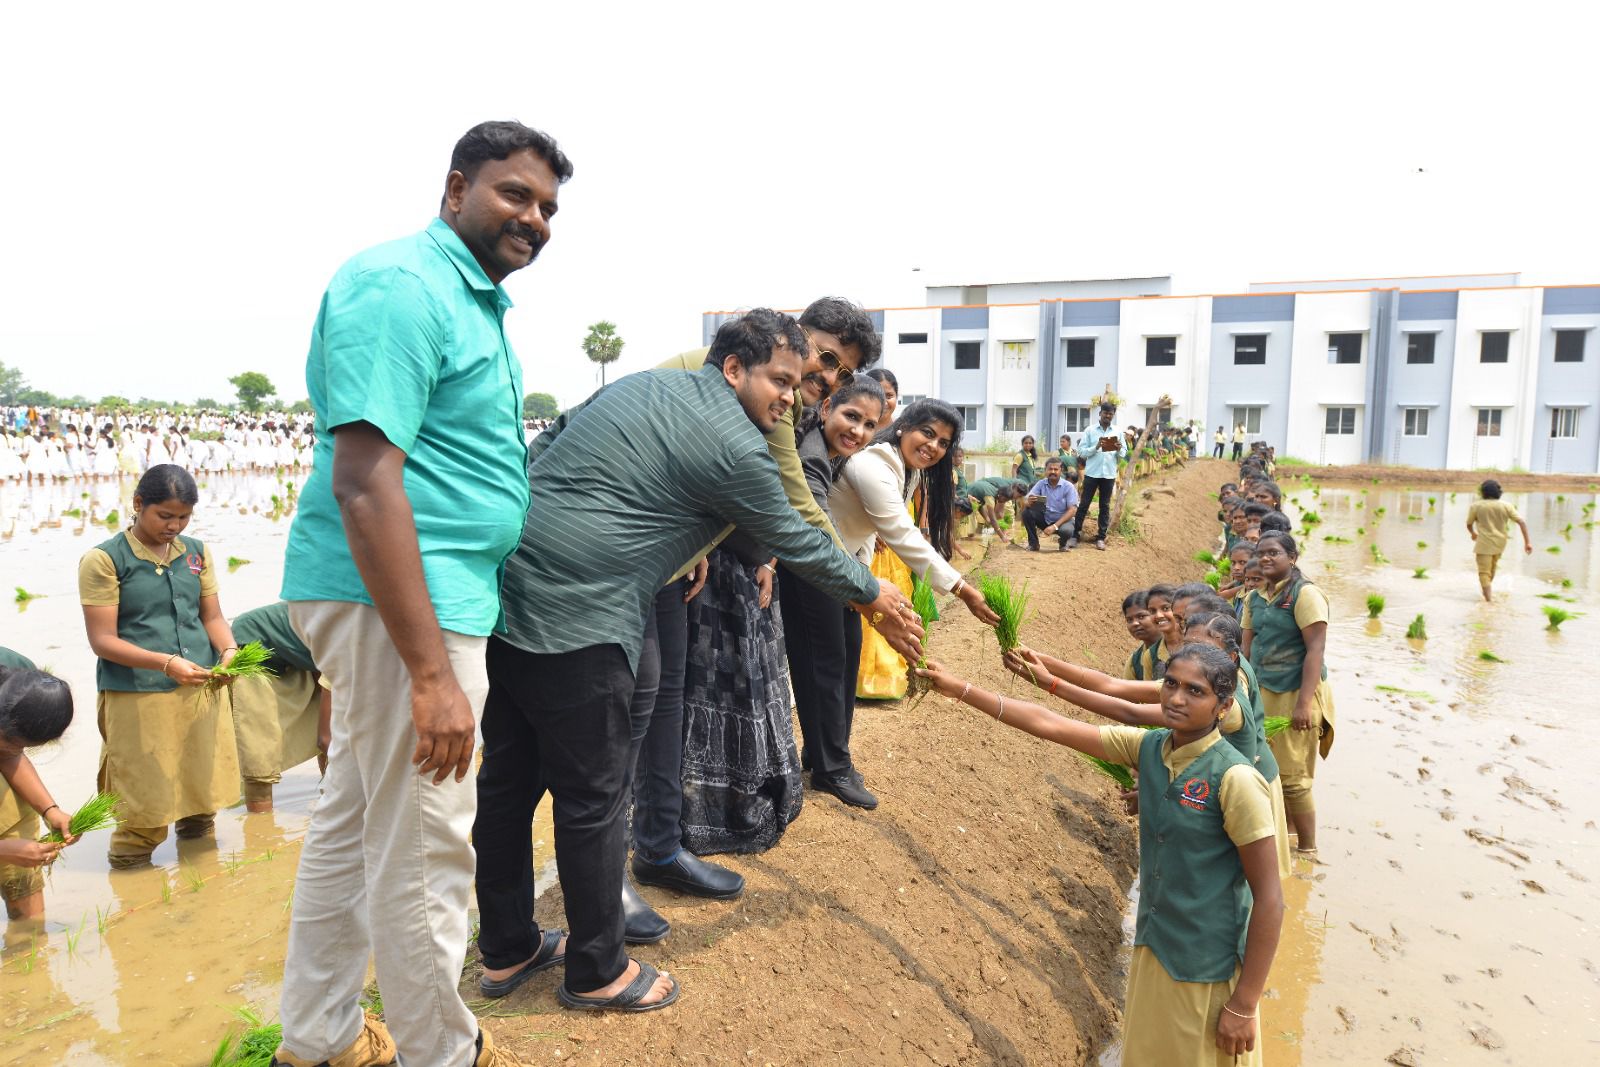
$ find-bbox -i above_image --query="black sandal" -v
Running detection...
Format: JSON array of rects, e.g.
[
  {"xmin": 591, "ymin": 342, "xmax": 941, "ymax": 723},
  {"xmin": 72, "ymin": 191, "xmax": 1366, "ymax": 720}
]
[
  {"xmin": 478, "ymin": 929, "xmax": 567, "ymax": 999},
  {"xmin": 556, "ymin": 958, "xmax": 679, "ymax": 1013}
]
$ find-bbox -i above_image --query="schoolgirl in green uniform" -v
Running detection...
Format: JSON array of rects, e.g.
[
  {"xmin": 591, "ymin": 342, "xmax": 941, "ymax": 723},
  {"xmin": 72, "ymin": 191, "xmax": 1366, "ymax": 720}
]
[
  {"xmin": 1143, "ymin": 584, "xmax": 1179, "ymax": 679},
  {"xmin": 1119, "ymin": 590, "xmax": 1158, "ymax": 680},
  {"xmin": 230, "ymin": 601, "xmax": 329, "ymax": 812},
  {"xmin": 919, "ymin": 645, "xmax": 1283, "ymax": 1065},
  {"xmin": 1241, "ymin": 531, "xmax": 1334, "ymax": 855},
  {"xmin": 78, "ymin": 464, "xmax": 241, "ymax": 867},
  {"xmin": 0, "ymin": 659, "xmax": 76, "ymax": 920},
  {"xmin": 1011, "ymin": 435, "xmax": 1042, "ymax": 486},
  {"xmin": 964, "ymin": 477, "xmax": 1012, "ymax": 543}
]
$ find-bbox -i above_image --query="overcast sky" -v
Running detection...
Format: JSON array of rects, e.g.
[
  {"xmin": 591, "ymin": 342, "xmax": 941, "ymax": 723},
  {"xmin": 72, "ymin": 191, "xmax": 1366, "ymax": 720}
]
[{"xmin": 4, "ymin": 1, "xmax": 1596, "ymax": 410}]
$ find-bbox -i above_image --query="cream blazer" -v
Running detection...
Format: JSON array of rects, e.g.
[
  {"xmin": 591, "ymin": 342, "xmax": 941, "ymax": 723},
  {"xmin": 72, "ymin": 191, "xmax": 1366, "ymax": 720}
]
[{"xmin": 829, "ymin": 442, "xmax": 962, "ymax": 593}]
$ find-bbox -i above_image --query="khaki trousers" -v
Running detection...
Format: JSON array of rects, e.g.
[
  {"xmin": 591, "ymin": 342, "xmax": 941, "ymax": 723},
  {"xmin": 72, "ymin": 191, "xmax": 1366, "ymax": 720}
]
[{"xmin": 278, "ymin": 602, "xmax": 487, "ymax": 1067}]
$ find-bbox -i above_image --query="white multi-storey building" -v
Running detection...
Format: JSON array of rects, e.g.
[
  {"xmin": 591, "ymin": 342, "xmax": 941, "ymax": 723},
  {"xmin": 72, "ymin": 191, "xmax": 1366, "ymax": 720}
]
[{"xmin": 701, "ymin": 273, "xmax": 1600, "ymax": 473}]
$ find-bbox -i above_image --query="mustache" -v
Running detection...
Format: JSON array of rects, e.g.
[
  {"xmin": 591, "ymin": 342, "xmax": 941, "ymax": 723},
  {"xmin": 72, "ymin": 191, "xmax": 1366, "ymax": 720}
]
[
  {"xmin": 501, "ymin": 222, "xmax": 545, "ymax": 256},
  {"xmin": 801, "ymin": 372, "xmax": 830, "ymax": 394}
]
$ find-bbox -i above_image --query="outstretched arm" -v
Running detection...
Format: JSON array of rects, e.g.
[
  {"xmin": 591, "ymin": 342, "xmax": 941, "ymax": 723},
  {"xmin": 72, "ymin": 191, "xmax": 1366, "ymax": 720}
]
[
  {"xmin": 1002, "ymin": 650, "xmax": 1164, "ymax": 726},
  {"xmin": 1003, "ymin": 645, "xmax": 1162, "ymax": 701},
  {"xmin": 916, "ymin": 660, "xmax": 1111, "ymax": 758}
]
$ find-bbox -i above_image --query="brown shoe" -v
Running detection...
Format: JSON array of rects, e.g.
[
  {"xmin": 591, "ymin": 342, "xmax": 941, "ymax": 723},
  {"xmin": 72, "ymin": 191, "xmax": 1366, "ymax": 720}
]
[
  {"xmin": 273, "ymin": 1013, "xmax": 396, "ymax": 1067},
  {"xmin": 474, "ymin": 1026, "xmax": 533, "ymax": 1067}
]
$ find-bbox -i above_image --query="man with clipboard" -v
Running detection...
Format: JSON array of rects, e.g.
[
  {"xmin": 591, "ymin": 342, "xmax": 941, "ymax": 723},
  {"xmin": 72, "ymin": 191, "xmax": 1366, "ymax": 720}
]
[{"xmin": 1069, "ymin": 402, "xmax": 1127, "ymax": 550}]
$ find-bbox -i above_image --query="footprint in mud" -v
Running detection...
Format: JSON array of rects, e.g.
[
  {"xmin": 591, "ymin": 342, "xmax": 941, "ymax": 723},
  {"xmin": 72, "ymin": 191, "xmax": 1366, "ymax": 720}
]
[
  {"xmin": 1464, "ymin": 827, "xmax": 1532, "ymax": 865},
  {"xmin": 1501, "ymin": 775, "xmax": 1562, "ymax": 810},
  {"xmin": 1335, "ymin": 1005, "xmax": 1356, "ymax": 1031},
  {"xmin": 1416, "ymin": 766, "xmax": 1431, "ymax": 781},
  {"xmin": 1556, "ymin": 860, "xmax": 1590, "ymax": 883},
  {"xmin": 1522, "ymin": 879, "xmax": 1547, "ymax": 894},
  {"xmin": 1468, "ymin": 1024, "xmax": 1505, "ymax": 1050}
]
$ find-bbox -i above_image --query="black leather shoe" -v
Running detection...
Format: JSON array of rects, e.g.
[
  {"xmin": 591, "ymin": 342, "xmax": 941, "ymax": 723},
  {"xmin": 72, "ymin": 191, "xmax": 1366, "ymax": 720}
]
[
  {"xmin": 622, "ymin": 878, "xmax": 670, "ymax": 944},
  {"xmin": 812, "ymin": 771, "xmax": 878, "ymax": 810},
  {"xmin": 632, "ymin": 850, "xmax": 745, "ymax": 900}
]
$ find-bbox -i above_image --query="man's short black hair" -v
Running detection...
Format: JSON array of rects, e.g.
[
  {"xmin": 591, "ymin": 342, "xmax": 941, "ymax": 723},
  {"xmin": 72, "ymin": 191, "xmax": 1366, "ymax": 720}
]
[
  {"xmin": 450, "ymin": 121, "xmax": 574, "ymax": 184},
  {"xmin": 1044, "ymin": 456, "xmax": 1063, "ymax": 468},
  {"xmin": 706, "ymin": 309, "xmax": 807, "ymax": 373},
  {"xmin": 1480, "ymin": 479, "xmax": 1503, "ymax": 499},
  {"xmin": 799, "ymin": 297, "xmax": 882, "ymax": 369}
]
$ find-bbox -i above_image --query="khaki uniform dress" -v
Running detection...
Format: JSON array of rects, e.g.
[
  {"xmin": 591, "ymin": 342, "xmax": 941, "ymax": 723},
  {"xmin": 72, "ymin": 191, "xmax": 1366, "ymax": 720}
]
[
  {"xmin": 229, "ymin": 602, "xmax": 323, "ymax": 804},
  {"xmin": 79, "ymin": 531, "xmax": 239, "ymax": 863},
  {"xmin": 1100, "ymin": 725, "xmax": 1276, "ymax": 1067},
  {"xmin": 1466, "ymin": 497, "xmax": 1523, "ymax": 584},
  {"xmin": 1242, "ymin": 578, "xmax": 1336, "ymax": 815},
  {"xmin": 0, "ymin": 646, "xmax": 45, "ymax": 902}
]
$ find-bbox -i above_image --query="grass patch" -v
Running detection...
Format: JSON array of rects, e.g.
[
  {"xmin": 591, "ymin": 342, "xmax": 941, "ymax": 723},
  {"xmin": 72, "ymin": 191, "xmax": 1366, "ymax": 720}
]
[
  {"xmin": 39, "ymin": 792, "xmax": 120, "ymax": 842},
  {"xmin": 1366, "ymin": 593, "xmax": 1385, "ymax": 618},
  {"xmin": 978, "ymin": 575, "xmax": 1031, "ymax": 652},
  {"xmin": 1405, "ymin": 614, "xmax": 1427, "ymax": 640}
]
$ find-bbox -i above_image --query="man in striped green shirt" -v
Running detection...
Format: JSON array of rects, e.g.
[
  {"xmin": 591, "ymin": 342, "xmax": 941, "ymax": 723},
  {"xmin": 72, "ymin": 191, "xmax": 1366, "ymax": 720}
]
[{"xmin": 475, "ymin": 309, "xmax": 920, "ymax": 1013}]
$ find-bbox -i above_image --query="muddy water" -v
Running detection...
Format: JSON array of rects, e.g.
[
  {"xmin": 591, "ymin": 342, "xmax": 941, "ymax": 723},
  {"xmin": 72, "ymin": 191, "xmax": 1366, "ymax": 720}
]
[
  {"xmin": 0, "ymin": 472, "xmax": 555, "ymax": 1065},
  {"xmin": 1262, "ymin": 481, "xmax": 1600, "ymax": 1065}
]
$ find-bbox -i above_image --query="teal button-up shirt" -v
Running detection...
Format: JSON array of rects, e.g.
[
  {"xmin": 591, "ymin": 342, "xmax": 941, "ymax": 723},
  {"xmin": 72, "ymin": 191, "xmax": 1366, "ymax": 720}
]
[
  {"xmin": 282, "ymin": 219, "xmax": 530, "ymax": 637},
  {"xmin": 499, "ymin": 362, "xmax": 879, "ymax": 671},
  {"xmin": 1076, "ymin": 419, "xmax": 1128, "ymax": 481}
]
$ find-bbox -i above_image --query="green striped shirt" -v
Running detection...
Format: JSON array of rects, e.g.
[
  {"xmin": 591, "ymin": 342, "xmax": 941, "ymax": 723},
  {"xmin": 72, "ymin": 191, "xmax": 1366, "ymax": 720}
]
[{"xmin": 498, "ymin": 362, "xmax": 879, "ymax": 670}]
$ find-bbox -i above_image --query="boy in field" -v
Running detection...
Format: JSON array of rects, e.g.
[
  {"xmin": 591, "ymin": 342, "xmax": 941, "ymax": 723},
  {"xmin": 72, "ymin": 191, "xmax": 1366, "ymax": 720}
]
[{"xmin": 1465, "ymin": 479, "xmax": 1532, "ymax": 601}]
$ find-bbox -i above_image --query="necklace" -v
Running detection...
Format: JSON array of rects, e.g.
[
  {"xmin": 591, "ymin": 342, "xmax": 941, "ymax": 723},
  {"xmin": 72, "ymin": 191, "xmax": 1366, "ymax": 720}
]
[{"xmin": 134, "ymin": 531, "xmax": 174, "ymax": 574}]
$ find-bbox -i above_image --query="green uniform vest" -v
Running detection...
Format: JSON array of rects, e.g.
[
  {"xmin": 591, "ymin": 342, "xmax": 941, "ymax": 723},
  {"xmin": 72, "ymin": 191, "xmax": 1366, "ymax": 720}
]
[
  {"xmin": 1128, "ymin": 645, "xmax": 1144, "ymax": 680},
  {"xmin": 231, "ymin": 601, "xmax": 317, "ymax": 675},
  {"xmin": 0, "ymin": 646, "xmax": 37, "ymax": 670},
  {"xmin": 1227, "ymin": 659, "xmax": 1279, "ymax": 783},
  {"xmin": 967, "ymin": 477, "xmax": 1001, "ymax": 501},
  {"xmin": 1015, "ymin": 452, "xmax": 1040, "ymax": 483},
  {"xmin": 1134, "ymin": 729, "xmax": 1254, "ymax": 982},
  {"xmin": 94, "ymin": 533, "xmax": 216, "ymax": 693},
  {"xmin": 1246, "ymin": 577, "xmax": 1328, "ymax": 692}
]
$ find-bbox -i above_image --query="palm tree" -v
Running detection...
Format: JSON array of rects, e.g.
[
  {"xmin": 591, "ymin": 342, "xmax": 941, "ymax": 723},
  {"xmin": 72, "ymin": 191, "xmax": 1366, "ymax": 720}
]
[{"xmin": 582, "ymin": 321, "xmax": 625, "ymax": 386}]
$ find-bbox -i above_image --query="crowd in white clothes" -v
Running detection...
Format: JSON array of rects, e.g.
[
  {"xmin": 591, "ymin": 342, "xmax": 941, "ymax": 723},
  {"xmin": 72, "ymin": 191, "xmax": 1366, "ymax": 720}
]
[{"xmin": 0, "ymin": 406, "xmax": 316, "ymax": 482}]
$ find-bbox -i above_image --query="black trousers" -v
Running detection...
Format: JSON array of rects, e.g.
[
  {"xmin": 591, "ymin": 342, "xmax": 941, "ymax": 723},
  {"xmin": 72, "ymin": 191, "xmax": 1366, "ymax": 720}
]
[
  {"xmin": 1213, "ymin": 443, "xmax": 1225, "ymax": 459},
  {"xmin": 473, "ymin": 636, "xmax": 649, "ymax": 991},
  {"xmin": 1074, "ymin": 476, "xmax": 1116, "ymax": 542},
  {"xmin": 777, "ymin": 565, "xmax": 862, "ymax": 776},
  {"xmin": 631, "ymin": 580, "xmax": 690, "ymax": 862},
  {"xmin": 1022, "ymin": 501, "xmax": 1070, "ymax": 549},
  {"xmin": 1231, "ymin": 442, "xmax": 1243, "ymax": 460}
]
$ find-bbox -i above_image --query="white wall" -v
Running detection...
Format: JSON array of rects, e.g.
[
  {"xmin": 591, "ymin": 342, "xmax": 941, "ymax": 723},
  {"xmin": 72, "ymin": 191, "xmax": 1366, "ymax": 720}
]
[
  {"xmin": 1116, "ymin": 297, "xmax": 1211, "ymax": 428},
  {"xmin": 987, "ymin": 305, "xmax": 1042, "ymax": 447},
  {"xmin": 1446, "ymin": 288, "xmax": 1542, "ymax": 471},
  {"xmin": 1284, "ymin": 291, "xmax": 1372, "ymax": 465},
  {"xmin": 881, "ymin": 308, "xmax": 939, "ymax": 402}
]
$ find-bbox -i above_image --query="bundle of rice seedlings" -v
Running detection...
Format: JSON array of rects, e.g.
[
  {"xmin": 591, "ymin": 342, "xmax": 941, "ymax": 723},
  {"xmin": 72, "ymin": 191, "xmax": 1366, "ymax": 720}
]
[
  {"xmin": 1427, "ymin": 496, "xmax": 1436, "ymax": 508},
  {"xmin": 1264, "ymin": 716, "xmax": 1291, "ymax": 740},
  {"xmin": 1203, "ymin": 570, "xmax": 1222, "ymax": 590},
  {"xmin": 226, "ymin": 557, "xmax": 251, "ymax": 571},
  {"xmin": 1545, "ymin": 545, "xmax": 1561, "ymax": 554},
  {"xmin": 978, "ymin": 575, "xmax": 1030, "ymax": 653},
  {"xmin": 102, "ymin": 509, "xmax": 119, "ymax": 527},
  {"xmin": 204, "ymin": 642, "xmax": 277, "ymax": 693},
  {"xmin": 1416, "ymin": 541, "xmax": 1428, "ymax": 550},
  {"xmin": 14, "ymin": 587, "xmax": 42, "ymax": 604},
  {"xmin": 1299, "ymin": 510, "xmax": 1322, "ymax": 527},
  {"xmin": 1543, "ymin": 605, "xmax": 1576, "ymax": 630},
  {"xmin": 1405, "ymin": 614, "xmax": 1427, "ymax": 640},
  {"xmin": 1075, "ymin": 752, "xmax": 1134, "ymax": 790},
  {"xmin": 1324, "ymin": 534, "xmax": 1351, "ymax": 544},
  {"xmin": 39, "ymin": 792, "xmax": 120, "ymax": 843},
  {"xmin": 1412, "ymin": 567, "xmax": 1429, "ymax": 579},
  {"xmin": 1366, "ymin": 594, "xmax": 1385, "ymax": 618},
  {"xmin": 1477, "ymin": 650, "xmax": 1506, "ymax": 663},
  {"xmin": 905, "ymin": 577, "xmax": 941, "ymax": 700},
  {"xmin": 1194, "ymin": 550, "xmax": 1217, "ymax": 566},
  {"xmin": 1370, "ymin": 544, "xmax": 1389, "ymax": 564},
  {"xmin": 1562, "ymin": 578, "xmax": 1574, "ymax": 588},
  {"xmin": 210, "ymin": 1006, "xmax": 281, "ymax": 1067}
]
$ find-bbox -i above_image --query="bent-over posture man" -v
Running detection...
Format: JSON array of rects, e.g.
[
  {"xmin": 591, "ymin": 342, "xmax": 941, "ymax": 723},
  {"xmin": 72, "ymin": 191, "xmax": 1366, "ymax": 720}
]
[{"xmin": 276, "ymin": 121, "xmax": 571, "ymax": 1067}]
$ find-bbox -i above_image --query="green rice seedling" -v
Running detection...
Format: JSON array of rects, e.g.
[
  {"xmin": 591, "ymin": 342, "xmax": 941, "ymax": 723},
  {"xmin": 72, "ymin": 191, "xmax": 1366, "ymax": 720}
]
[
  {"xmin": 1374, "ymin": 506, "xmax": 1386, "ymax": 518},
  {"xmin": 1416, "ymin": 541, "xmax": 1428, "ymax": 550},
  {"xmin": 1194, "ymin": 549, "xmax": 1217, "ymax": 566},
  {"xmin": 1477, "ymin": 650, "xmax": 1506, "ymax": 663},
  {"xmin": 1366, "ymin": 594, "xmax": 1385, "ymax": 618},
  {"xmin": 1354, "ymin": 501, "xmax": 1364, "ymax": 510},
  {"xmin": 1299, "ymin": 510, "xmax": 1321, "ymax": 527},
  {"xmin": 1562, "ymin": 578, "xmax": 1574, "ymax": 588},
  {"xmin": 1562, "ymin": 523, "xmax": 1573, "ymax": 538},
  {"xmin": 1427, "ymin": 496, "xmax": 1436, "ymax": 508},
  {"xmin": 14, "ymin": 587, "xmax": 43, "ymax": 604},
  {"xmin": 160, "ymin": 878, "xmax": 173, "ymax": 904},
  {"xmin": 226, "ymin": 556, "xmax": 251, "ymax": 571},
  {"xmin": 905, "ymin": 577, "xmax": 941, "ymax": 699},
  {"xmin": 1203, "ymin": 570, "xmax": 1222, "ymax": 590},
  {"xmin": 1323, "ymin": 534, "xmax": 1351, "ymax": 543},
  {"xmin": 1370, "ymin": 544, "xmax": 1389, "ymax": 564},
  {"xmin": 1412, "ymin": 567, "xmax": 1429, "ymax": 579},
  {"xmin": 1216, "ymin": 558, "xmax": 1232, "ymax": 577},
  {"xmin": 1075, "ymin": 752, "xmax": 1134, "ymax": 790},
  {"xmin": 978, "ymin": 574, "xmax": 1031, "ymax": 653},
  {"xmin": 1405, "ymin": 614, "xmax": 1427, "ymax": 640},
  {"xmin": 1545, "ymin": 545, "xmax": 1561, "ymax": 554},
  {"xmin": 1405, "ymin": 514, "xmax": 1421, "ymax": 523},
  {"xmin": 1356, "ymin": 526, "xmax": 1366, "ymax": 535},
  {"xmin": 1583, "ymin": 503, "xmax": 1596, "ymax": 515},
  {"xmin": 210, "ymin": 1005, "xmax": 282, "ymax": 1067},
  {"xmin": 63, "ymin": 507, "xmax": 82, "ymax": 518},
  {"xmin": 1556, "ymin": 494, "xmax": 1566, "ymax": 503},
  {"xmin": 1449, "ymin": 492, "xmax": 1457, "ymax": 502},
  {"xmin": 64, "ymin": 912, "xmax": 87, "ymax": 958},
  {"xmin": 1264, "ymin": 716, "xmax": 1290, "ymax": 741},
  {"xmin": 204, "ymin": 642, "xmax": 277, "ymax": 693},
  {"xmin": 40, "ymin": 792, "xmax": 120, "ymax": 842},
  {"xmin": 182, "ymin": 865, "xmax": 205, "ymax": 893},
  {"xmin": 80, "ymin": 492, "xmax": 89, "ymax": 499},
  {"xmin": 1375, "ymin": 684, "xmax": 1435, "ymax": 701},
  {"xmin": 102, "ymin": 509, "xmax": 119, "ymax": 527},
  {"xmin": 360, "ymin": 983, "xmax": 384, "ymax": 1017},
  {"xmin": 1543, "ymin": 605, "xmax": 1577, "ymax": 630},
  {"xmin": 1537, "ymin": 592, "xmax": 1563, "ymax": 600}
]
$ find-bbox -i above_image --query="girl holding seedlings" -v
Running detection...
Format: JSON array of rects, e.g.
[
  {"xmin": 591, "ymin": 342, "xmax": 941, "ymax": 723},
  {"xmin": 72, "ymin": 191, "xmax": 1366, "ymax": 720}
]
[
  {"xmin": 78, "ymin": 464, "xmax": 241, "ymax": 867},
  {"xmin": 0, "ymin": 657, "xmax": 76, "ymax": 920},
  {"xmin": 814, "ymin": 399, "xmax": 999, "ymax": 808},
  {"xmin": 920, "ymin": 644, "xmax": 1283, "ymax": 1065},
  {"xmin": 1241, "ymin": 531, "xmax": 1334, "ymax": 855}
]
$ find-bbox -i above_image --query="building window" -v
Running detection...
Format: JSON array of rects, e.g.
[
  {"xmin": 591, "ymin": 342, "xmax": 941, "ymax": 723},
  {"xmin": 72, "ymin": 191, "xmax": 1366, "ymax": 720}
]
[
  {"xmin": 1145, "ymin": 336, "xmax": 1177, "ymax": 367},
  {"xmin": 1405, "ymin": 332, "xmax": 1436, "ymax": 364},
  {"xmin": 1555, "ymin": 329, "xmax": 1587, "ymax": 363},
  {"xmin": 1324, "ymin": 407, "xmax": 1356, "ymax": 435},
  {"xmin": 897, "ymin": 332, "xmax": 928, "ymax": 345},
  {"xmin": 954, "ymin": 405, "xmax": 979, "ymax": 433},
  {"xmin": 1480, "ymin": 331, "xmax": 1509, "ymax": 363},
  {"xmin": 1064, "ymin": 337, "xmax": 1096, "ymax": 368},
  {"xmin": 1061, "ymin": 406, "xmax": 1091, "ymax": 433},
  {"xmin": 1327, "ymin": 333, "xmax": 1363, "ymax": 364},
  {"xmin": 1233, "ymin": 335, "xmax": 1267, "ymax": 365},
  {"xmin": 1001, "ymin": 340, "xmax": 1033, "ymax": 370},
  {"xmin": 1551, "ymin": 407, "xmax": 1579, "ymax": 439},
  {"xmin": 953, "ymin": 341, "xmax": 981, "ymax": 370},
  {"xmin": 1403, "ymin": 408, "xmax": 1430, "ymax": 436},
  {"xmin": 1231, "ymin": 406, "xmax": 1263, "ymax": 434},
  {"xmin": 1001, "ymin": 406, "xmax": 1030, "ymax": 433},
  {"xmin": 898, "ymin": 394, "xmax": 926, "ymax": 408},
  {"xmin": 1476, "ymin": 408, "xmax": 1503, "ymax": 437}
]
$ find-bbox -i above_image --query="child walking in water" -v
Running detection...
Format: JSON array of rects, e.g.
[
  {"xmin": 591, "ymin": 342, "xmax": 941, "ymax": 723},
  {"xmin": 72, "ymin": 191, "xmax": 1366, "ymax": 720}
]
[
  {"xmin": 0, "ymin": 660, "xmax": 77, "ymax": 920},
  {"xmin": 1241, "ymin": 531, "xmax": 1334, "ymax": 856},
  {"xmin": 1465, "ymin": 479, "xmax": 1532, "ymax": 601},
  {"xmin": 918, "ymin": 644, "xmax": 1283, "ymax": 1065},
  {"xmin": 78, "ymin": 464, "xmax": 241, "ymax": 867}
]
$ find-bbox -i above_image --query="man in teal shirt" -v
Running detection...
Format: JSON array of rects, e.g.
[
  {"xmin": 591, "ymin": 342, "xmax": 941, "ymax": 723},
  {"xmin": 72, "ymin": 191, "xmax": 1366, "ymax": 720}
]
[
  {"xmin": 474, "ymin": 309, "xmax": 920, "ymax": 1014},
  {"xmin": 1071, "ymin": 402, "xmax": 1127, "ymax": 551},
  {"xmin": 275, "ymin": 121, "xmax": 571, "ymax": 1067}
]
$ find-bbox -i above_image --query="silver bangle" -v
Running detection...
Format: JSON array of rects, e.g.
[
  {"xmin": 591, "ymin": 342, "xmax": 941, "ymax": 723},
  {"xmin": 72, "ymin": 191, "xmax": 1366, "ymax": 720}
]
[
  {"xmin": 996, "ymin": 696, "xmax": 1006, "ymax": 723},
  {"xmin": 759, "ymin": 562, "xmax": 776, "ymax": 575}
]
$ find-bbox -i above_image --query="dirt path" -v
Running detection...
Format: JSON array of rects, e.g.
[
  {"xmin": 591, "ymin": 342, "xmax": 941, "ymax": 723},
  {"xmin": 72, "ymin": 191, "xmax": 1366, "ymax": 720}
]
[{"xmin": 470, "ymin": 461, "xmax": 1226, "ymax": 1066}]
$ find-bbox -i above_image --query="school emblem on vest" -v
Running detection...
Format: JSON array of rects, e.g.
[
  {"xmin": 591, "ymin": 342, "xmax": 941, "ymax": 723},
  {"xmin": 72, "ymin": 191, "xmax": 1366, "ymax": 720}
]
[
  {"xmin": 1179, "ymin": 777, "xmax": 1211, "ymax": 810},
  {"xmin": 186, "ymin": 553, "xmax": 204, "ymax": 575}
]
